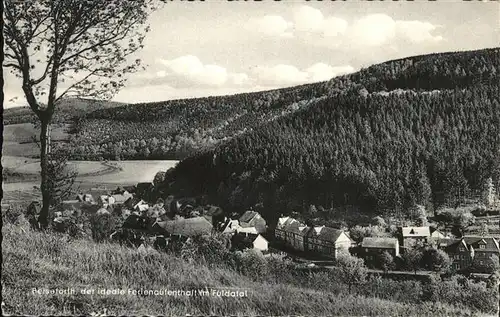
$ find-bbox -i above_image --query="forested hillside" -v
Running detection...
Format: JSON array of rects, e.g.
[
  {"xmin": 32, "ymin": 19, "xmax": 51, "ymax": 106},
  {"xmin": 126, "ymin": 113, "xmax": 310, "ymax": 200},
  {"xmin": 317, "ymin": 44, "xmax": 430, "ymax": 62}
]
[
  {"xmin": 160, "ymin": 48, "xmax": 500, "ymax": 221},
  {"xmin": 66, "ymin": 83, "xmax": 328, "ymax": 160}
]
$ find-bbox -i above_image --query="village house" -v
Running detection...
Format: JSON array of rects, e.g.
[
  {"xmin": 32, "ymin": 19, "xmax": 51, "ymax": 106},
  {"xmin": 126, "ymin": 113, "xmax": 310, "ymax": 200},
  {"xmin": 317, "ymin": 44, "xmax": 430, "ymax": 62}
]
[
  {"xmin": 111, "ymin": 187, "xmax": 130, "ymax": 195},
  {"xmin": 305, "ymin": 226, "xmax": 353, "ymax": 259},
  {"xmin": 202, "ymin": 205, "xmax": 224, "ymax": 227},
  {"xmin": 430, "ymin": 228, "xmax": 448, "ymax": 240},
  {"xmin": 360, "ymin": 237, "xmax": 400, "ymax": 265},
  {"xmin": 98, "ymin": 195, "xmax": 115, "ymax": 207},
  {"xmin": 110, "ymin": 191, "xmax": 133, "ymax": 205},
  {"xmin": 464, "ymin": 236, "xmax": 500, "ymax": 273},
  {"xmin": 76, "ymin": 193, "xmax": 95, "ymax": 203},
  {"xmin": 438, "ymin": 236, "xmax": 499, "ymax": 273},
  {"xmin": 219, "ymin": 218, "xmax": 240, "ymax": 234},
  {"xmin": 400, "ymin": 226, "xmax": 431, "ymax": 249},
  {"xmin": 236, "ymin": 226, "xmax": 259, "ymax": 234},
  {"xmin": 132, "ymin": 199, "xmax": 150, "ymax": 213},
  {"xmin": 438, "ymin": 238, "xmax": 473, "ymax": 272},
  {"xmin": 239, "ymin": 210, "xmax": 267, "ymax": 234},
  {"xmin": 232, "ymin": 232, "xmax": 269, "ymax": 252},
  {"xmin": 275, "ymin": 217, "xmax": 310, "ymax": 251}
]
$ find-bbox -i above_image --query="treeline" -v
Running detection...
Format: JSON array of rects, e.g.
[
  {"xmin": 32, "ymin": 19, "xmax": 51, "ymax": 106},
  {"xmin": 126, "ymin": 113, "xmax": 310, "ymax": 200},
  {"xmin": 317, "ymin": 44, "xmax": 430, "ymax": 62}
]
[
  {"xmin": 3, "ymin": 98, "xmax": 125, "ymax": 125},
  {"xmin": 160, "ymin": 48, "xmax": 500, "ymax": 221},
  {"xmin": 330, "ymin": 47, "xmax": 500, "ymax": 93},
  {"xmin": 65, "ymin": 85, "xmax": 328, "ymax": 160},
  {"xmin": 62, "ymin": 48, "xmax": 500, "ymax": 161}
]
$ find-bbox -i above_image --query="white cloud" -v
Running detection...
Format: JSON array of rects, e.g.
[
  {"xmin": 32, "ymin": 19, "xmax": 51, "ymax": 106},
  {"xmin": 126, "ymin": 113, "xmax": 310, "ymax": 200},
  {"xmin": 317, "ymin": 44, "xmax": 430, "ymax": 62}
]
[
  {"xmin": 292, "ymin": 5, "xmax": 348, "ymax": 38},
  {"xmin": 293, "ymin": 5, "xmax": 324, "ymax": 32},
  {"xmin": 322, "ymin": 17, "xmax": 349, "ymax": 37},
  {"xmin": 157, "ymin": 55, "xmax": 247, "ymax": 88},
  {"xmin": 229, "ymin": 73, "xmax": 250, "ymax": 86},
  {"xmin": 306, "ymin": 63, "xmax": 355, "ymax": 82},
  {"xmin": 253, "ymin": 64, "xmax": 309, "ymax": 86},
  {"xmin": 350, "ymin": 14, "xmax": 397, "ymax": 47},
  {"xmin": 253, "ymin": 62, "xmax": 355, "ymax": 86},
  {"xmin": 347, "ymin": 14, "xmax": 443, "ymax": 47},
  {"xmin": 247, "ymin": 15, "xmax": 293, "ymax": 38},
  {"xmin": 395, "ymin": 20, "xmax": 443, "ymax": 43},
  {"xmin": 156, "ymin": 70, "xmax": 166, "ymax": 77}
]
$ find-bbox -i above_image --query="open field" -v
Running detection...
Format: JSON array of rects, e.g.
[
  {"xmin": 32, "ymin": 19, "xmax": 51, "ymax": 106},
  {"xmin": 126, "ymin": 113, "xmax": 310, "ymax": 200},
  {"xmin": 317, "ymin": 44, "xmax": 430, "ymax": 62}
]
[
  {"xmin": 2, "ymin": 157, "xmax": 178, "ymax": 181},
  {"xmin": 2, "ymin": 223, "xmax": 486, "ymax": 316},
  {"xmin": 3, "ymin": 123, "xmax": 71, "ymax": 158},
  {"xmin": 3, "ymin": 123, "xmax": 71, "ymax": 143},
  {"xmin": 2, "ymin": 157, "xmax": 178, "ymax": 205}
]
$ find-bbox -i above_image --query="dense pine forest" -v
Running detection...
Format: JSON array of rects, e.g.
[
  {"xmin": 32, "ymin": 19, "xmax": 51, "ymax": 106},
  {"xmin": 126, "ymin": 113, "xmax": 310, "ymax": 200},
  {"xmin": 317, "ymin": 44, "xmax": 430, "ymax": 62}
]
[{"xmin": 159, "ymin": 48, "xmax": 500, "ymax": 221}]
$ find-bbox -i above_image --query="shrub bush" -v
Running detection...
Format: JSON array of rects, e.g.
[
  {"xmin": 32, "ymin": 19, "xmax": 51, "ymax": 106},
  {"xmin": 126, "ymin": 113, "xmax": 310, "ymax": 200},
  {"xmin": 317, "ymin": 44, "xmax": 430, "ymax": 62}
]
[
  {"xmin": 235, "ymin": 249, "xmax": 268, "ymax": 279},
  {"xmin": 2, "ymin": 205, "xmax": 25, "ymax": 225},
  {"xmin": 90, "ymin": 213, "xmax": 119, "ymax": 242}
]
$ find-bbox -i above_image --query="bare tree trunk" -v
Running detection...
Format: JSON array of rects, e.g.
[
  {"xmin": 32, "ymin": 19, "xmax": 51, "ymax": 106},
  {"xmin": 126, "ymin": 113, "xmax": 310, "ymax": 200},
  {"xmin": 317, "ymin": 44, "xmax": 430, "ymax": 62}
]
[{"xmin": 39, "ymin": 118, "xmax": 51, "ymax": 229}]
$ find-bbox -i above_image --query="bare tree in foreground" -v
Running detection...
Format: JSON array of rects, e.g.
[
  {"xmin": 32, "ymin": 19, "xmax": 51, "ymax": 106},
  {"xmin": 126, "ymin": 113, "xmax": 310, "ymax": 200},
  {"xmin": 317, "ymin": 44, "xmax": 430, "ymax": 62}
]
[{"xmin": 4, "ymin": 0, "xmax": 163, "ymax": 228}]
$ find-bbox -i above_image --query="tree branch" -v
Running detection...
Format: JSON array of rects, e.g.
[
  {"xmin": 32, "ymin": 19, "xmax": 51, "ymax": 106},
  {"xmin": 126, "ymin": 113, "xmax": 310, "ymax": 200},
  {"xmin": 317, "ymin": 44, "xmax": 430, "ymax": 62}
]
[
  {"xmin": 59, "ymin": 17, "xmax": 139, "ymax": 66},
  {"xmin": 55, "ymin": 68, "xmax": 100, "ymax": 103},
  {"xmin": 3, "ymin": 63, "xmax": 23, "ymax": 70}
]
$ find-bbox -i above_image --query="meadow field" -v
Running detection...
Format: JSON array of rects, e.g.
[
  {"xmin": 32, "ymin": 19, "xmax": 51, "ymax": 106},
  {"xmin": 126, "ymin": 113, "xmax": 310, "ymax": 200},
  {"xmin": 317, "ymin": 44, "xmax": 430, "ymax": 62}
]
[
  {"xmin": 2, "ymin": 156, "xmax": 177, "ymax": 181},
  {"xmin": 2, "ymin": 159, "xmax": 178, "ymax": 206},
  {"xmin": 2, "ymin": 223, "xmax": 492, "ymax": 316}
]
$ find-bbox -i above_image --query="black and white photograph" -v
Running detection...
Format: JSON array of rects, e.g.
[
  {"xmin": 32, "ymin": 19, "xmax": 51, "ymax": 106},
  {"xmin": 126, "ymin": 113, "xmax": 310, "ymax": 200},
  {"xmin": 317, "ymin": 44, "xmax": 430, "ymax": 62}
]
[{"xmin": 1, "ymin": 0, "xmax": 500, "ymax": 315}]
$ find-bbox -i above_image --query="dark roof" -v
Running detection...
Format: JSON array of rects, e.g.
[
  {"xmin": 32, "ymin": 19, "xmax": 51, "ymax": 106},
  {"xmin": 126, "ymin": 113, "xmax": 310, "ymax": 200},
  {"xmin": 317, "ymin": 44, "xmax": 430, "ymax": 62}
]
[
  {"xmin": 123, "ymin": 185, "xmax": 137, "ymax": 193},
  {"xmin": 279, "ymin": 219, "xmax": 311, "ymax": 236},
  {"xmin": 204, "ymin": 205, "xmax": 223, "ymax": 217},
  {"xmin": 123, "ymin": 215, "xmax": 150, "ymax": 231},
  {"xmin": 136, "ymin": 183, "xmax": 154, "ymax": 191},
  {"xmin": 361, "ymin": 237, "xmax": 398, "ymax": 249},
  {"xmin": 317, "ymin": 227, "xmax": 345, "ymax": 243},
  {"xmin": 232, "ymin": 232, "xmax": 260, "ymax": 250},
  {"xmin": 111, "ymin": 187, "xmax": 126, "ymax": 195},
  {"xmin": 463, "ymin": 236, "xmax": 499, "ymax": 252},
  {"xmin": 154, "ymin": 217, "xmax": 213, "ymax": 236},
  {"xmin": 438, "ymin": 238, "xmax": 463, "ymax": 249},
  {"xmin": 239, "ymin": 210, "xmax": 258, "ymax": 223}
]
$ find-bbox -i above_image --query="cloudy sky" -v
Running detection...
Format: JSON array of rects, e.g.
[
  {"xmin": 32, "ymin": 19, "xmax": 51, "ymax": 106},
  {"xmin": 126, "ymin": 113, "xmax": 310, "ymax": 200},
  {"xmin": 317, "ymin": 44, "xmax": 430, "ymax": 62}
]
[{"xmin": 3, "ymin": 0, "xmax": 499, "ymax": 108}]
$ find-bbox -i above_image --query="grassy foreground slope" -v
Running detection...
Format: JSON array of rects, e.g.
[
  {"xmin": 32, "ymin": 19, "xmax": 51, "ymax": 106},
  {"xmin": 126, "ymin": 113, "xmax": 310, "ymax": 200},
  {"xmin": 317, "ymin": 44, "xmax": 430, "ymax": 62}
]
[{"xmin": 1, "ymin": 223, "xmax": 482, "ymax": 316}]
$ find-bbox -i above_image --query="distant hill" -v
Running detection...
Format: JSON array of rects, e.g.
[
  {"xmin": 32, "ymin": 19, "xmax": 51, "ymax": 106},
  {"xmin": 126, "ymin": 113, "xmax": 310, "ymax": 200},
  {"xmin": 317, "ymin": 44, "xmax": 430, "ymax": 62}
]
[
  {"xmin": 65, "ymin": 82, "xmax": 329, "ymax": 160},
  {"xmin": 3, "ymin": 98, "xmax": 126, "ymax": 125},
  {"xmin": 158, "ymin": 48, "xmax": 500, "ymax": 222}
]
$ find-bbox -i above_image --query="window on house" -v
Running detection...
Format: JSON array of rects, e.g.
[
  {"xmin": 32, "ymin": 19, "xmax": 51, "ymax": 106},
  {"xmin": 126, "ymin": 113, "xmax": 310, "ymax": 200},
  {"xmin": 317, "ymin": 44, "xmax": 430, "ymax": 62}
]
[
  {"xmin": 454, "ymin": 255, "xmax": 460, "ymax": 260},
  {"xmin": 479, "ymin": 244, "xmax": 485, "ymax": 249}
]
